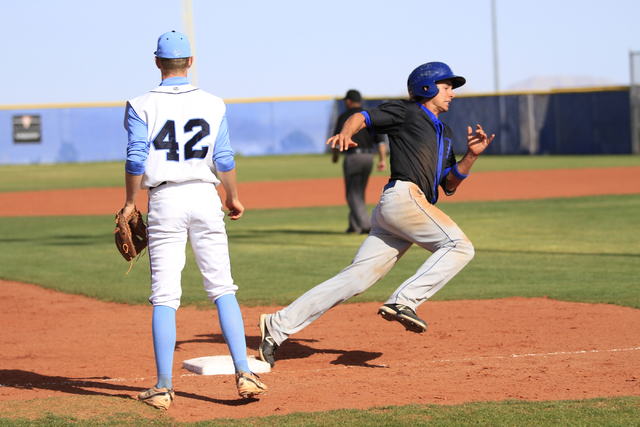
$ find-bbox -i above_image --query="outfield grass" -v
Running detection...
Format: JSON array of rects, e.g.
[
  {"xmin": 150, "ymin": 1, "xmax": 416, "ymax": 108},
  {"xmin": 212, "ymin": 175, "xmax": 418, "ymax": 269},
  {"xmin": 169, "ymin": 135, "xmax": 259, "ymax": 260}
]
[
  {"xmin": 0, "ymin": 194, "xmax": 638, "ymax": 309},
  {"xmin": 1, "ymin": 153, "xmax": 639, "ymax": 192}
]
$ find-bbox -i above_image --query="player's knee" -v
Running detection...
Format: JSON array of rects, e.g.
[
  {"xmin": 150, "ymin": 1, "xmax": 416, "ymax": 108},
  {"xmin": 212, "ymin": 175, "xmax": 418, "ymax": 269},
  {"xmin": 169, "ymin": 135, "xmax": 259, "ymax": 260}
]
[{"xmin": 456, "ymin": 239, "xmax": 475, "ymax": 264}]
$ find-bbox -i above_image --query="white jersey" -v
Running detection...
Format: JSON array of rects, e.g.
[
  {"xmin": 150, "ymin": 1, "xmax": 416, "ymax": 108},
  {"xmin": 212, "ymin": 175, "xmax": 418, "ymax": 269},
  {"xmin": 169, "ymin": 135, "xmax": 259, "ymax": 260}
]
[{"xmin": 127, "ymin": 84, "xmax": 226, "ymax": 190}]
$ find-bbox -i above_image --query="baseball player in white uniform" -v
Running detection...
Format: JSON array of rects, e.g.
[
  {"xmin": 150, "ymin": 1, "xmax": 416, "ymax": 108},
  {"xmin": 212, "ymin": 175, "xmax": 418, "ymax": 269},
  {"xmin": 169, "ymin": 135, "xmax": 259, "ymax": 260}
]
[{"xmin": 120, "ymin": 30, "xmax": 267, "ymax": 410}]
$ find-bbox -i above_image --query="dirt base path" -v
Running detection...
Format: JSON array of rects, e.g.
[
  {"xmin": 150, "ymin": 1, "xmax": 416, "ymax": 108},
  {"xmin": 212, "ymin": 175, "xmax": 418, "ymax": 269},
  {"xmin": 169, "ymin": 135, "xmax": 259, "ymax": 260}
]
[
  {"xmin": 1, "ymin": 167, "xmax": 639, "ymax": 217},
  {"xmin": 0, "ymin": 280, "xmax": 638, "ymax": 422},
  {"xmin": 1, "ymin": 167, "xmax": 639, "ymax": 422}
]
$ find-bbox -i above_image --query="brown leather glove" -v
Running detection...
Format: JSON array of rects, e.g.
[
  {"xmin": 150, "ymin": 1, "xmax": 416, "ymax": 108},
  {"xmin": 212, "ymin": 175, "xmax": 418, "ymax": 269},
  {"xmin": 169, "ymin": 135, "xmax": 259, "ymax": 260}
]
[{"xmin": 114, "ymin": 207, "xmax": 148, "ymax": 262}]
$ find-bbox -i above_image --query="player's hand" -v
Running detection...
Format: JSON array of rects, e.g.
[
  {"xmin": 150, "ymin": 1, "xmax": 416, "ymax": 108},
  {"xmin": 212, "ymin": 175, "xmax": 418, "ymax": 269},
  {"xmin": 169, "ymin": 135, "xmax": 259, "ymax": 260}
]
[
  {"xmin": 326, "ymin": 134, "xmax": 358, "ymax": 152},
  {"xmin": 467, "ymin": 124, "xmax": 495, "ymax": 156},
  {"xmin": 121, "ymin": 203, "xmax": 135, "ymax": 219},
  {"xmin": 377, "ymin": 159, "xmax": 386, "ymax": 172},
  {"xmin": 225, "ymin": 198, "xmax": 244, "ymax": 220}
]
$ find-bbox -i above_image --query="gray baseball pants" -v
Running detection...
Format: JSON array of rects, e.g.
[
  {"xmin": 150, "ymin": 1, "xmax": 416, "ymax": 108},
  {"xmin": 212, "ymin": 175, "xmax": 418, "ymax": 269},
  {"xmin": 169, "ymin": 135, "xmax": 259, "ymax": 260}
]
[
  {"xmin": 264, "ymin": 180, "xmax": 474, "ymax": 345},
  {"xmin": 343, "ymin": 152, "xmax": 374, "ymax": 233}
]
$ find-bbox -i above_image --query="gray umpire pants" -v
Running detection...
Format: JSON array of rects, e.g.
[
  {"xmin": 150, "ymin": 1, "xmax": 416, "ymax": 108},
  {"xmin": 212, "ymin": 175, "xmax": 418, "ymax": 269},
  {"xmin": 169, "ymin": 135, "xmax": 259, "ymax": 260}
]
[
  {"xmin": 343, "ymin": 152, "xmax": 374, "ymax": 233},
  {"xmin": 264, "ymin": 180, "xmax": 475, "ymax": 345}
]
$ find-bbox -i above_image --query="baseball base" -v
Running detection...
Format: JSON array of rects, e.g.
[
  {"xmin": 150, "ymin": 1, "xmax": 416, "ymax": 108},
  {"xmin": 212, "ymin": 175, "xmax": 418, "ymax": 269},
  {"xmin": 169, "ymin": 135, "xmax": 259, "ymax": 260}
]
[{"xmin": 183, "ymin": 355, "xmax": 271, "ymax": 375}]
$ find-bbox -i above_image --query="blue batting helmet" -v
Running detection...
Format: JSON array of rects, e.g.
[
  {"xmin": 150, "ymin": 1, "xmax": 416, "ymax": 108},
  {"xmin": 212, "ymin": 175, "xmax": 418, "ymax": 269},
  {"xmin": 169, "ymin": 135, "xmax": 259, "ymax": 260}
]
[{"xmin": 407, "ymin": 62, "xmax": 466, "ymax": 98}]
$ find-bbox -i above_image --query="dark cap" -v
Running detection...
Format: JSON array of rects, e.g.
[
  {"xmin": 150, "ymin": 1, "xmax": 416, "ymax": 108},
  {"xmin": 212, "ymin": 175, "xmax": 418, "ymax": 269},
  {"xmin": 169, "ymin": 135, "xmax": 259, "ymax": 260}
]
[{"xmin": 344, "ymin": 89, "xmax": 362, "ymax": 103}]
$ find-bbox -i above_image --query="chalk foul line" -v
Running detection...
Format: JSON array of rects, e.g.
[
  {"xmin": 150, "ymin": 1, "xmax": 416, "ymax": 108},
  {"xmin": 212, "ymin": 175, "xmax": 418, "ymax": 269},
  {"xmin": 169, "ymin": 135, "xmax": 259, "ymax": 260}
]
[{"xmin": 309, "ymin": 346, "xmax": 640, "ymax": 372}]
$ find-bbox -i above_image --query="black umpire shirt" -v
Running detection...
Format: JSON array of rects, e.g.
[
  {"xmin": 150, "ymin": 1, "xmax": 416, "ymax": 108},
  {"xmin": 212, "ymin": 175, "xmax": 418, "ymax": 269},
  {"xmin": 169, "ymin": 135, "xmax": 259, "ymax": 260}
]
[
  {"xmin": 363, "ymin": 100, "xmax": 457, "ymax": 204},
  {"xmin": 334, "ymin": 107, "xmax": 383, "ymax": 153}
]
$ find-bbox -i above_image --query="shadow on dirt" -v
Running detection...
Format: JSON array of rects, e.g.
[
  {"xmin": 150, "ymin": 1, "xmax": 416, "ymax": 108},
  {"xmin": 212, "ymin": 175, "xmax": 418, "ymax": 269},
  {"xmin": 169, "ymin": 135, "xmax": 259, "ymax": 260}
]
[
  {"xmin": 0, "ymin": 370, "xmax": 261, "ymax": 406},
  {"xmin": 177, "ymin": 333, "xmax": 385, "ymax": 368}
]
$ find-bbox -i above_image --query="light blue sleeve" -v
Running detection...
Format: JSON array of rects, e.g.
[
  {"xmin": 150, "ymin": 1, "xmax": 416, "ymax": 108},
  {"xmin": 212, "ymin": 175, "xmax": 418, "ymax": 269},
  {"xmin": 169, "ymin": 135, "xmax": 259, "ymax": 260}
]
[
  {"xmin": 213, "ymin": 114, "xmax": 236, "ymax": 172},
  {"xmin": 124, "ymin": 102, "xmax": 149, "ymax": 176}
]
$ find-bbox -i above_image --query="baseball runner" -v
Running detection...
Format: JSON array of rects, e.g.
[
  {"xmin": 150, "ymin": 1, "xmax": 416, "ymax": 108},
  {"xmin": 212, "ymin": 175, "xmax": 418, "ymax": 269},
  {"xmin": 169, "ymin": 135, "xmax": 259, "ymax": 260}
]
[
  {"xmin": 258, "ymin": 62, "xmax": 494, "ymax": 367},
  {"xmin": 120, "ymin": 30, "xmax": 267, "ymax": 410},
  {"xmin": 332, "ymin": 89, "xmax": 387, "ymax": 234}
]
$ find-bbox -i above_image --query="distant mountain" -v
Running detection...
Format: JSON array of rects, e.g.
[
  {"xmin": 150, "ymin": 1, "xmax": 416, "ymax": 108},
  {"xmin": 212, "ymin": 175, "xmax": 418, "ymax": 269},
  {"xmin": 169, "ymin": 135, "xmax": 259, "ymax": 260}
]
[{"xmin": 505, "ymin": 75, "xmax": 620, "ymax": 91}]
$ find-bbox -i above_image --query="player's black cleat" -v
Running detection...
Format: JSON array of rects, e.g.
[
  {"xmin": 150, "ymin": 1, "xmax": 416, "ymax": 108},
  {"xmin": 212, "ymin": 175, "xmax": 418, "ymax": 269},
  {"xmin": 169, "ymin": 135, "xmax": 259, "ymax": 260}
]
[
  {"xmin": 378, "ymin": 303, "xmax": 428, "ymax": 333},
  {"xmin": 258, "ymin": 314, "xmax": 279, "ymax": 367}
]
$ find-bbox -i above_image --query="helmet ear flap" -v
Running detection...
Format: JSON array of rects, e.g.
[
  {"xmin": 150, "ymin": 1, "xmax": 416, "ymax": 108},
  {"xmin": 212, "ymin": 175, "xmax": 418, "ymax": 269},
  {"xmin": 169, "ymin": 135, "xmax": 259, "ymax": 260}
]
[{"xmin": 410, "ymin": 83, "xmax": 435, "ymax": 99}]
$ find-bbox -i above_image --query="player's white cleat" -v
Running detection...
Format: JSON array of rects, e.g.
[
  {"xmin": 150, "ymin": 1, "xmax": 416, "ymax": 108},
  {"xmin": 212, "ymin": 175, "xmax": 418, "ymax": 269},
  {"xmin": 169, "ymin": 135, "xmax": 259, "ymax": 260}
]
[
  {"xmin": 236, "ymin": 371, "xmax": 267, "ymax": 398},
  {"xmin": 138, "ymin": 386, "xmax": 175, "ymax": 410}
]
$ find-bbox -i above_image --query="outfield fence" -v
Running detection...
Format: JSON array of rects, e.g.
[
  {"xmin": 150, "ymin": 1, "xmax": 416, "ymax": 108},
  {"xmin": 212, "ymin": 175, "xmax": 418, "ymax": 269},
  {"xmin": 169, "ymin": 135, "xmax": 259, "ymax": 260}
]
[
  {"xmin": 0, "ymin": 87, "xmax": 634, "ymax": 165},
  {"xmin": 630, "ymin": 50, "xmax": 640, "ymax": 154}
]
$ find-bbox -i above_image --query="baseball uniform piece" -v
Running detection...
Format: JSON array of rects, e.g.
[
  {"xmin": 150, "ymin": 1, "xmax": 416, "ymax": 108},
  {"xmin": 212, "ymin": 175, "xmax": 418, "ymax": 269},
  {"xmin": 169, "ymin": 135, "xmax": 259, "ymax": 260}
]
[
  {"xmin": 124, "ymin": 30, "xmax": 267, "ymax": 402},
  {"xmin": 263, "ymin": 99, "xmax": 474, "ymax": 345},
  {"xmin": 126, "ymin": 80, "xmax": 238, "ymax": 308}
]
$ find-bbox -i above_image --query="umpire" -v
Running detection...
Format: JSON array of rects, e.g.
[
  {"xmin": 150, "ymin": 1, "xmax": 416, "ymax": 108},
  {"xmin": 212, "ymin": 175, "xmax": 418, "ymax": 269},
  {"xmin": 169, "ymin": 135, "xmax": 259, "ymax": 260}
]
[{"xmin": 332, "ymin": 89, "xmax": 387, "ymax": 234}]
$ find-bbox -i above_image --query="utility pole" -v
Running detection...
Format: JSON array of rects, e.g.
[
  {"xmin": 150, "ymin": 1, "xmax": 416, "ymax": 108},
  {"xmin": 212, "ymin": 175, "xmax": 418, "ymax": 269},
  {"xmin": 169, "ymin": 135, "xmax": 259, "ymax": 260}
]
[
  {"xmin": 181, "ymin": 0, "xmax": 198, "ymax": 87},
  {"xmin": 491, "ymin": 0, "xmax": 500, "ymax": 92},
  {"xmin": 491, "ymin": 0, "xmax": 508, "ymax": 153}
]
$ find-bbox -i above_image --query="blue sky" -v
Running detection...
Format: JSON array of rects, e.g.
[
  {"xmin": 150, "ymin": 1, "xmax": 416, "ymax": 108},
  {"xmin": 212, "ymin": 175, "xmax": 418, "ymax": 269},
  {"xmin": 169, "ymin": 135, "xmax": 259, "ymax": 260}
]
[{"xmin": 3, "ymin": 0, "xmax": 640, "ymax": 105}]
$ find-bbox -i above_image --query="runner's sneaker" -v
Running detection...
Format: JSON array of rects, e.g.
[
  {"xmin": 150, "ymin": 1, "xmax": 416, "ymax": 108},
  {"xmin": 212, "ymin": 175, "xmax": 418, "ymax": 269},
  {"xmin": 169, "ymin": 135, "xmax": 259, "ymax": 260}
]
[
  {"xmin": 378, "ymin": 303, "xmax": 428, "ymax": 333},
  {"xmin": 138, "ymin": 386, "xmax": 175, "ymax": 410},
  {"xmin": 258, "ymin": 314, "xmax": 279, "ymax": 367},
  {"xmin": 236, "ymin": 371, "xmax": 268, "ymax": 398}
]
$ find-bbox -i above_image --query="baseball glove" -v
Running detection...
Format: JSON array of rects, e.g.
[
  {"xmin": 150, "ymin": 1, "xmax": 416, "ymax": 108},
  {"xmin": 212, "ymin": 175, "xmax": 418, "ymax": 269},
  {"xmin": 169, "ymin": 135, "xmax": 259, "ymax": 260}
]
[{"xmin": 114, "ymin": 207, "xmax": 148, "ymax": 268}]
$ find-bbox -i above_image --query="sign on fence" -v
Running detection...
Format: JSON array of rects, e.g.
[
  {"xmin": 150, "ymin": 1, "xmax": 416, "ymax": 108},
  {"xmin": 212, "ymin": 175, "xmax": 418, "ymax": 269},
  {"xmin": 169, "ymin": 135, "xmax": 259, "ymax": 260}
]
[{"xmin": 13, "ymin": 115, "xmax": 41, "ymax": 143}]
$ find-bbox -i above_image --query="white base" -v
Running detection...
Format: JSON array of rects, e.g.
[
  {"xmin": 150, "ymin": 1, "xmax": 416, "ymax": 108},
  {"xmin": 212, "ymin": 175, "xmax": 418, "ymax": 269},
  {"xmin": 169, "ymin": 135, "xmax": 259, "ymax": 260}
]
[{"xmin": 182, "ymin": 355, "xmax": 271, "ymax": 375}]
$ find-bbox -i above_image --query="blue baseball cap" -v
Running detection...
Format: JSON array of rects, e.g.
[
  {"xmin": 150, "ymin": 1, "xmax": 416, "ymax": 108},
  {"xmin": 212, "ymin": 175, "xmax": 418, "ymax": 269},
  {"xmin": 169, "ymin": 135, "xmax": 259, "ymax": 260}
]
[{"xmin": 154, "ymin": 30, "xmax": 192, "ymax": 58}]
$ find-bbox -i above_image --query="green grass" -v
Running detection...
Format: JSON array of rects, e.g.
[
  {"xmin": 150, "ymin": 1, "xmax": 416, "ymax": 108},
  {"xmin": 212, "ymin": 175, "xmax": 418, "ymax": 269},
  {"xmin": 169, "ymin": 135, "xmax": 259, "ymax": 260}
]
[
  {"xmin": 207, "ymin": 397, "xmax": 640, "ymax": 426},
  {"xmin": 208, "ymin": 397, "xmax": 640, "ymax": 426},
  {"xmin": 0, "ymin": 154, "xmax": 345, "ymax": 192},
  {"xmin": 0, "ymin": 194, "xmax": 638, "ymax": 309},
  {"xmin": 1, "ymin": 396, "xmax": 639, "ymax": 426},
  {"xmin": 1, "ymin": 154, "xmax": 639, "ymax": 192}
]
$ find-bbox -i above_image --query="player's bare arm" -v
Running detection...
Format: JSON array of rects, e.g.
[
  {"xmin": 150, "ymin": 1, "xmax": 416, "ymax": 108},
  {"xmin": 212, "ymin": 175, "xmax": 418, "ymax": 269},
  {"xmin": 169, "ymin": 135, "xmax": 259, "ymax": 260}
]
[
  {"xmin": 445, "ymin": 124, "xmax": 495, "ymax": 192},
  {"xmin": 122, "ymin": 172, "xmax": 143, "ymax": 217},
  {"xmin": 326, "ymin": 112, "xmax": 367, "ymax": 151},
  {"xmin": 218, "ymin": 168, "xmax": 244, "ymax": 220}
]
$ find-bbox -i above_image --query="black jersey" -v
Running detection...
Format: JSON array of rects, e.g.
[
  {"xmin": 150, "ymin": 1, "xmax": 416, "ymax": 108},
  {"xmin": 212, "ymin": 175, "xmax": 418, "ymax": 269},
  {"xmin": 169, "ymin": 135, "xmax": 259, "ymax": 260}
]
[
  {"xmin": 364, "ymin": 100, "xmax": 457, "ymax": 204},
  {"xmin": 334, "ymin": 107, "xmax": 382, "ymax": 152}
]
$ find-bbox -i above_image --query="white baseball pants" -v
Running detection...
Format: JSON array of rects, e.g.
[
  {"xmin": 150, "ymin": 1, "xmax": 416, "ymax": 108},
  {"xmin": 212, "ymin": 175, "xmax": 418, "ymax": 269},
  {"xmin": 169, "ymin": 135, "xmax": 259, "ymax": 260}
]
[
  {"xmin": 266, "ymin": 180, "xmax": 475, "ymax": 344},
  {"xmin": 146, "ymin": 181, "xmax": 238, "ymax": 310}
]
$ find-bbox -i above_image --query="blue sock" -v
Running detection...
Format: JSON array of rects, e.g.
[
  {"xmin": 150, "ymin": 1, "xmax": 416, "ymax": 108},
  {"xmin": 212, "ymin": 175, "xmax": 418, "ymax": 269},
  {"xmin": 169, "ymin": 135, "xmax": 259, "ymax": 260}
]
[
  {"xmin": 152, "ymin": 305, "xmax": 176, "ymax": 389},
  {"xmin": 215, "ymin": 294, "xmax": 251, "ymax": 373}
]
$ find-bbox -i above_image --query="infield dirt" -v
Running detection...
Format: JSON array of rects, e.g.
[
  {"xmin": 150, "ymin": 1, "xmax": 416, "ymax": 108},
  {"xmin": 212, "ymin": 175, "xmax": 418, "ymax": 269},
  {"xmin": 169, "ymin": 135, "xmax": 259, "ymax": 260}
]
[
  {"xmin": 1, "ymin": 167, "xmax": 639, "ymax": 422},
  {"xmin": 2, "ymin": 166, "xmax": 640, "ymax": 216}
]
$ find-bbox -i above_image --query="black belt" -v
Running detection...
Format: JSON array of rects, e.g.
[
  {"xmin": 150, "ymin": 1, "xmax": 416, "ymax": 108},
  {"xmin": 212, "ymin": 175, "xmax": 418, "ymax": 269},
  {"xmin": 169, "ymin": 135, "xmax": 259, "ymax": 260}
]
[{"xmin": 150, "ymin": 181, "xmax": 167, "ymax": 190}]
